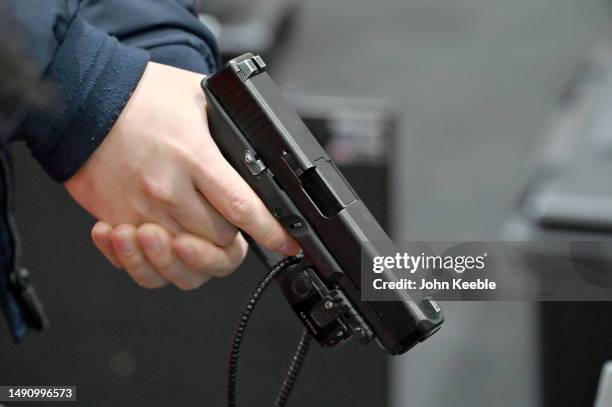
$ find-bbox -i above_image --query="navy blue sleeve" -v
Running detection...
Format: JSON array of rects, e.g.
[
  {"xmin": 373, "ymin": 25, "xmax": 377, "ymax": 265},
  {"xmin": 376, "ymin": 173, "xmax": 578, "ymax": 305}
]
[
  {"xmin": 80, "ymin": 0, "xmax": 220, "ymax": 74},
  {"xmin": 10, "ymin": 0, "xmax": 219, "ymax": 182}
]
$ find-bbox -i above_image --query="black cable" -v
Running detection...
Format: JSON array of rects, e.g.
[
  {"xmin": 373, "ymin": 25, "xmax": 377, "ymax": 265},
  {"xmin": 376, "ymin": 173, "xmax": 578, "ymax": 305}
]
[
  {"xmin": 227, "ymin": 255, "xmax": 311, "ymax": 407},
  {"xmin": 274, "ymin": 328, "xmax": 312, "ymax": 407}
]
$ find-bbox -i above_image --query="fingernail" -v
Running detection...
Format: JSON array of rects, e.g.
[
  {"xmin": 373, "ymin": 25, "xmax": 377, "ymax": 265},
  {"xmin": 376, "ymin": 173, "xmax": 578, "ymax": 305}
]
[
  {"xmin": 115, "ymin": 232, "xmax": 135, "ymax": 255},
  {"xmin": 175, "ymin": 242, "xmax": 193, "ymax": 263},
  {"xmin": 141, "ymin": 230, "xmax": 161, "ymax": 253},
  {"xmin": 279, "ymin": 241, "xmax": 301, "ymax": 256}
]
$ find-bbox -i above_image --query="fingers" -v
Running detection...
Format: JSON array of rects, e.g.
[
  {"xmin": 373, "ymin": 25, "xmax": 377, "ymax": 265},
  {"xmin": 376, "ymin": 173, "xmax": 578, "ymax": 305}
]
[
  {"xmin": 110, "ymin": 224, "xmax": 169, "ymax": 289},
  {"xmin": 91, "ymin": 221, "xmax": 121, "ymax": 268},
  {"xmin": 136, "ymin": 224, "xmax": 211, "ymax": 290},
  {"xmin": 191, "ymin": 145, "xmax": 301, "ymax": 256},
  {"xmin": 93, "ymin": 222, "xmax": 249, "ymax": 291},
  {"xmin": 173, "ymin": 231, "xmax": 249, "ymax": 278},
  {"xmin": 141, "ymin": 173, "xmax": 237, "ymax": 246},
  {"xmin": 169, "ymin": 188, "xmax": 238, "ymax": 247}
]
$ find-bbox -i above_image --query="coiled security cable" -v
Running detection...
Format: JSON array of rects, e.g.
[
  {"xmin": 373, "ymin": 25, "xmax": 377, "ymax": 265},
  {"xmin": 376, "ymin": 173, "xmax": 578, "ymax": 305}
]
[
  {"xmin": 273, "ymin": 328, "xmax": 312, "ymax": 407},
  {"xmin": 227, "ymin": 255, "xmax": 312, "ymax": 407}
]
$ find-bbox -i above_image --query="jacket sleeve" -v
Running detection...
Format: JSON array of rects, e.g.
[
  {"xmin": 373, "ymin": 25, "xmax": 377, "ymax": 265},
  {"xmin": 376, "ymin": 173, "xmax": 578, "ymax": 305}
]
[
  {"xmin": 10, "ymin": 0, "xmax": 219, "ymax": 183},
  {"xmin": 80, "ymin": 0, "xmax": 220, "ymax": 74}
]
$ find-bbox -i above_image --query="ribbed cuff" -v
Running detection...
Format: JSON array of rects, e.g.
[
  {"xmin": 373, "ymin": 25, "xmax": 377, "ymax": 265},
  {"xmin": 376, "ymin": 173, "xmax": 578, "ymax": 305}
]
[{"xmin": 24, "ymin": 18, "xmax": 149, "ymax": 182}]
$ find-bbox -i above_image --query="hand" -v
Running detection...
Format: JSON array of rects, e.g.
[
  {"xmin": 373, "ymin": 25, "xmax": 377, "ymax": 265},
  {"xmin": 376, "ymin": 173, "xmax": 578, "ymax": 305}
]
[
  {"xmin": 91, "ymin": 221, "xmax": 247, "ymax": 290},
  {"xmin": 65, "ymin": 62, "xmax": 300, "ymax": 286}
]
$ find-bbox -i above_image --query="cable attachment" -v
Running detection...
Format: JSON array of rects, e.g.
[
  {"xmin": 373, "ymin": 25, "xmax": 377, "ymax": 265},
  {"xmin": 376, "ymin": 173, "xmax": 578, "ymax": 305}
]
[{"xmin": 227, "ymin": 255, "xmax": 311, "ymax": 407}]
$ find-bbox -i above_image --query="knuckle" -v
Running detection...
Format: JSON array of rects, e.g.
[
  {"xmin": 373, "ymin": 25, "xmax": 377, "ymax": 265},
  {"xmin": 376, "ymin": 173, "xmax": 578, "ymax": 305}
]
[
  {"xmin": 147, "ymin": 252, "xmax": 172, "ymax": 270},
  {"xmin": 192, "ymin": 256, "xmax": 212, "ymax": 273},
  {"xmin": 170, "ymin": 139, "xmax": 205, "ymax": 174},
  {"xmin": 187, "ymin": 253, "xmax": 218, "ymax": 277},
  {"xmin": 186, "ymin": 155, "xmax": 207, "ymax": 178},
  {"xmin": 179, "ymin": 144, "xmax": 202, "ymax": 168},
  {"xmin": 128, "ymin": 267, "xmax": 156, "ymax": 289},
  {"xmin": 228, "ymin": 249, "xmax": 247, "ymax": 273},
  {"xmin": 214, "ymin": 263, "xmax": 239, "ymax": 278},
  {"xmin": 237, "ymin": 245, "xmax": 248, "ymax": 263},
  {"xmin": 122, "ymin": 252, "xmax": 141, "ymax": 268},
  {"xmin": 171, "ymin": 139, "xmax": 195, "ymax": 158},
  {"xmin": 257, "ymin": 227, "xmax": 283, "ymax": 251},
  {"xmin": 142, "ymin": 177, "xmax": 175, "ymax": 206},
  {"xmin": 226, "ymin": 194, "xmax": 254, "ymax": 225},
  {"xmin": 215, "ymin": 226, "xmax": 239, "ymax": 247},
  {"xmin": 204, "ymin": 259, "xmax": 218, "ymax": 274},
  {"xmin": 214, "ymin": 250, "xmax": 244, "ymax": 278}
]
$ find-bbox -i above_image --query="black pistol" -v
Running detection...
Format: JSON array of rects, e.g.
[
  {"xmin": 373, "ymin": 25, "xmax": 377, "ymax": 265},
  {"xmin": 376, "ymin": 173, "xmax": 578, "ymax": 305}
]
[{"xmin": 201, "ymin": 53, "xmax": 443, "ymax": 355}]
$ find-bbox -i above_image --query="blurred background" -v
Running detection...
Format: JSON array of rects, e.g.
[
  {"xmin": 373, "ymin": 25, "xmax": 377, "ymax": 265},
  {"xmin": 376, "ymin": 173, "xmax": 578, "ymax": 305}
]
[{"xmin": 4, "ymin": 0, "xmax": 612, "ymax": 406}]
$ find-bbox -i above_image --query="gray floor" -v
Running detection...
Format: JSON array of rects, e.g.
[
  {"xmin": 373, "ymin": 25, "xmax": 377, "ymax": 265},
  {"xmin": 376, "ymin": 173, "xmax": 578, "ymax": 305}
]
[{"xmin": 272, "ymin": 1, "xmax": 612, "ymax": 406}]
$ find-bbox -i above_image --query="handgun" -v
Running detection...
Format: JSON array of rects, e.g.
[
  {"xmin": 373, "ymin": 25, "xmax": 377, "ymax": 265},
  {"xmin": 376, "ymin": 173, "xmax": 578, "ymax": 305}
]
[{"xmin": 201, "ymin": 53, "xmax": 443, "ymax": 355}]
